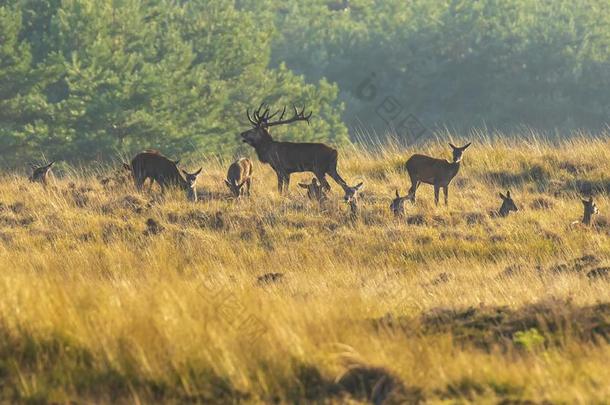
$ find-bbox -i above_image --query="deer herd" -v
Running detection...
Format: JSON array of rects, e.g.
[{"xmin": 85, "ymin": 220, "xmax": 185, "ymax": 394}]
[{"xmin": 28, "ymin": 104, "xmax": 600, "ymax": 225}]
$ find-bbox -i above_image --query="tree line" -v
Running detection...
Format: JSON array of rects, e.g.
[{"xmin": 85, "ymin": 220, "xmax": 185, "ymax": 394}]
[{"xmin": 1, "ymin": 0, "xmax": 608, "ymax": 167}]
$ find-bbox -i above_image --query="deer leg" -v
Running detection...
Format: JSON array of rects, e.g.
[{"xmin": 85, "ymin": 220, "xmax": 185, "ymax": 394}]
[
  {"xmin": 277, "ymin": 173, "xmax": 289, "ymax": 194},
  {"xmin": 443, "ymin": 186, "xmax": 449, "ymax": 206},
  {"xmin": 246, "ymin": 177, "xmax": 252, "ymax": 196},
  {"xmin": 316, "ymin": 172, "xmax": 331, "ymax": 191},
  {"xmin": 327, "ymin": 168, "xmax": 348, "ymax": 192},
  {"xmin": 434, "ymin": 184, "xmax": 440, "ymax": 206}
]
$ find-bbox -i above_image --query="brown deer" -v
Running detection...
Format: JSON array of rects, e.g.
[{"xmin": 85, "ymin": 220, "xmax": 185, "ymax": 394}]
[
  {"xmin": 225, "ymin": 158, "xmax": 253, "ymax": 197},
  {"xmin": 405, "ymin": 142, "xmax": 471, "ymax": 206},
  {"xmin": 498, "ymin": 190, "xmax": 518, "ymax": 217},
  {"xmin": 344, "ymin": 182, "xmax": 364, "ymax": 218},
  {"xmin": 182, "ymin": 168, "xmax": 203, "ymax": 202},
  {"xmin": 29, "ymin": 161, "xmax": 55, "ymax": 185},
  {"xmin": 123, "ymin": 151, "xmax": 188, "ymax": 192},
  {"xmin": 298, "ymin": 177, "xmax": 328, "ymax": 203},
  {"xmin": 581, "ymin": 197, "xmax": 599, "ymax": 225},
  {"xmin": 241, "ymin": 104, "xmax": 360, "ymax": 200},
  {"xmin": 389, "ymin": 190, "xmax": 409, "ymax": 217}
]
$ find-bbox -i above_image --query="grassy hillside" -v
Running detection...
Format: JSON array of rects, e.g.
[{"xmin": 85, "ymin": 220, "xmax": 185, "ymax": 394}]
[{"xmin": 0, "ymin": 136, "xmax": 609, "ymax": 404}]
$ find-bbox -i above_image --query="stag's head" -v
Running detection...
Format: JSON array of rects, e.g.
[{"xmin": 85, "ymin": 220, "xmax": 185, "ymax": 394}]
[
  {"xmin": 241, "ymin": 104, "xmax": 312, "ymax": 147},
  {"xmin": 449, "ymin": 142, "xmax": 471, "ymax": 163}
]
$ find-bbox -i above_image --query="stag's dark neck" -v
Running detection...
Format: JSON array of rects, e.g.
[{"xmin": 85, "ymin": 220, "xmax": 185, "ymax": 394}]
[{"xmin": 252, "ymin": 138, "xmax": 275, "ymax": 163}]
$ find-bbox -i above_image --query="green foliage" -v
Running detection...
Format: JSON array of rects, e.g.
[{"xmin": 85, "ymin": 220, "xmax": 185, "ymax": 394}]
[
  {"xmin": 271, "ymin": 0, "xmax": 610, "ymax": 135},
  {"xmin": 1, "ymin": 0, "xmax": 609, "ymax": 166},
  {"xmin": 0, "ymin": 0, "xmax": 347, "ymax": 166},
  {"xmin": 513, "ymin": 328, "xmax": 546, "ymax": 351}
]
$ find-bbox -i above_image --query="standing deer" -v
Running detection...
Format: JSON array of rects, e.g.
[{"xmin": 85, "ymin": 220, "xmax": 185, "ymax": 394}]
[
  {"xmin": 29, "ymin": 162, "xmax": 54, "ymax": 185},
  {"xmin": 240, "ymin": 104, "xmax": 362, "ymax": 200},
  {"xmin": 581, "ymin": 197, "xmax": 599, "ymax": 225},
  {"xmin": 389, "ymin": 190, "xmax": 409, "ymax": 218},
  {"xmin": 405, "ymin": 142, "xmax": 471, "ymax": 206},
  {"xmin": 225, "ymin": 158, "xmax": 253, "ymax": 197},
  {"xmin": 298, "ymin": 177, "xmax": 328, "ymax": 203},
  {"xmin": 498, "ymin": 190, "xmax": 518, "ymax": 217},
  {"xmin": 182, "ymin": 168, "xmax": 203, "ymax": 202}
]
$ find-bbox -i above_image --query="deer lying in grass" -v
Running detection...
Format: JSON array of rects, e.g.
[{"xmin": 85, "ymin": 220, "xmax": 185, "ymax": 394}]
[
  {"xmin": 389, "ymin": 190, "xmax": 409, "ymax": 218},
  {"xmin": 299, "ymin": 177, "xmax": 328, "ymax": 204},
  {"xmin": 497, "ymin": 190, "xmax": 519, "ymax": 217},
  {"xmin": 182, "ymin": 168, "xmax": 203, "ymax": 202},
  {"xmin": 405, "ymin": 142, "xmax": 471, "ymax": 206},
  {"xmin": 240, "ymin": 104, "xmax": 361, "ymax": 200},
  {"xmin": 344, "ymin": 182, "xmax": 364, "ymax": 218},
  {"xmin": 29, "ymin": 162, "xmax": 54, "ymax": 185},
  {"xmin": 225, "ymin": 158, "xmax": 253, "ymax": 197}
]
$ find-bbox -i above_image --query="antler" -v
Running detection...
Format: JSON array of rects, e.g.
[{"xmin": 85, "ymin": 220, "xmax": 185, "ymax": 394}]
[
  {"xmin": 265, "ymin": 105, "xmax": 312, "ymax": 127},
  {"xmin": 246, "ymin": 104, "xmax": 312, "ymax": 128}
]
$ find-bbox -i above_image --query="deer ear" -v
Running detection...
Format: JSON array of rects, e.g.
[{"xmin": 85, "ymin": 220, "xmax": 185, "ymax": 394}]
[
  {"xmin": 449, "ymin": 143, "xmax": 458, "ymax": 149},
  {"xmin": 499, "ymin": 193, "xmax": 507, "ymax": 200},
  {"xmin": 395, "ymin": 190, "xmax": 399, "ymax": 198},
  {"xmin": 355, "ymin": 182, "xmax": 364, "ymax": 190},
  {"xmin": 174, "ymin": 159, "xmax": 181, "ymax": 166},
  {"xmin": 48, "ymin": 161, "xmax": 55, "ymax": 167},
  {"xmin": 506, "ymin": 190, "xmax": 511, "ymax": 198},
  {"xmin": 181, "ymin": 169, "xmax": 188, "ymax": 175},
  {"xmin": 194, "ymin": 167, "xmax": 203, "ymax": 176},
  {"xmin": 461, "ymin": 142, "xmax": 472, "ymax": 150}
]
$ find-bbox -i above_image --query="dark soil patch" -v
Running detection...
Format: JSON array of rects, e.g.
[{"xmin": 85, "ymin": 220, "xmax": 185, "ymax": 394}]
[{"xmin": 372, "ymin": 299, "xmax": 610, "ymax": 350}]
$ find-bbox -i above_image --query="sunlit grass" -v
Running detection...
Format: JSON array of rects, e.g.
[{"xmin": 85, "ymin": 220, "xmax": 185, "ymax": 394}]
[{"xmin": 0, "ymin": 135, "xmax": 609, "ymax": 403}]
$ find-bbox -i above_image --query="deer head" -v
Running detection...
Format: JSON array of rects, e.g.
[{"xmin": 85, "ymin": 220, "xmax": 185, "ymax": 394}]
[
  {"xmin": 390, "ymin": 190, "xmax": 409, "ymax": 217},
  {"xmin": 241, "ymin": 104, "xmax": 312, "ymax": 147},
  {"xmin": 30, "ymin": 161, "xmax": 55, "ymax": 184},
  {"xmin": 225, "ymin": 178, "xmax": 247, "ymax": 197},
  {"xmin": 449, "ymin": 142, "xmax": 471, "ymax": 163},
  {"xmin": 182, "ymin": 168, "xmax": 202, "ymax": 201},
  {"xmin": 498, "ymin": 190, "xmax": 518, "ymax": 217}
]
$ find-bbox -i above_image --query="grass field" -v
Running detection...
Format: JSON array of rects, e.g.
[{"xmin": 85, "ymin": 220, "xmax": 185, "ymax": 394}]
[{"xmin": 0, "ymin": 135, "xmax": 609, "ymax": 404}]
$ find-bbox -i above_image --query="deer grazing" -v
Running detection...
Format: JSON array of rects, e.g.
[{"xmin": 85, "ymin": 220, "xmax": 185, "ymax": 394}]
[
  {"xmin": 225, "ymin": 158, "xmax": 253, "ymax": 198},
  {"xmin": 29, "ymin": 161, "xmax": 54, "ymax": 185},
  {"xmin": 497, "ymin": 190, "xmax": 518, "ymax": 217},
  {"xmin": 581, "ymin": 197, "xmax": 599, "ymax": 225},
  {"xmin": 298, "ymin": 177, "xmax": 328, "ymax": 204},
  {"xmin": 240, "ymin": 104, "xmax": 362, "ymax": 200},
  {"xmin": 123, "ymin": 151, "xmax": 187, "ymax": 192},
  {"xmin": 405, "ymin": 142, "xmax": 471, "ymax": 206},
  {"xmin": 389, "ymin": 190, "xmax": 409, "ymax": 217}
]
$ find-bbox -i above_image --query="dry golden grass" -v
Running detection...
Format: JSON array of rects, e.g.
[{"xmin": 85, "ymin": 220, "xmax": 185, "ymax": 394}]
[{"xmin": 0, "ymin": 135, "xmax": 609, "ymax": 403}]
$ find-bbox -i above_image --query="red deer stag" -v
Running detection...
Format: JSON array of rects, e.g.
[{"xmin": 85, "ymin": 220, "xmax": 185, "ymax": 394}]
[
  {"xmin": 405, "ymin": 142, "xmax": 471, "ymax": 206},
  {"xmin": 225, "ymin": 158, "xmax": 253, "ymax": 197},
  {"xmin": 240, "ymin": 104, "xmax": 360, "ymax": 199},
  {"xmin": 29, "ymin": 161, "xmax": 55, "ymax": 185}
]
